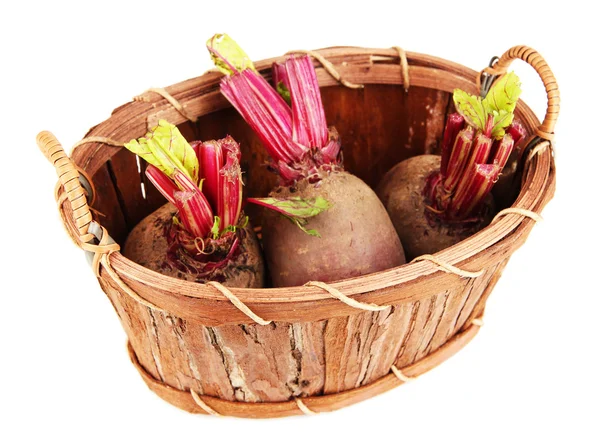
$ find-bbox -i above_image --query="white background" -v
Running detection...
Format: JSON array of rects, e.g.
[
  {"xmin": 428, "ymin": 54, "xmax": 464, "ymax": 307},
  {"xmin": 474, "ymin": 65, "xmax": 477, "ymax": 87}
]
[{"xmin": 2, "ymin": 1, "xmax": 598, "ymax": 437}]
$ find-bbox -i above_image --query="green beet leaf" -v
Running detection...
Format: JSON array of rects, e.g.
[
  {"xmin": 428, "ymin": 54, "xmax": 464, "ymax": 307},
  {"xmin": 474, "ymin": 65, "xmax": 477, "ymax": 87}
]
[
  {"xmin": 254, "ymin": 196, "xmax": 331, "ymax": 218},
  {"xmin": 484, "ymin": 72, "xmax": 522, "ymax": 139},
  {"xmin": 207, "ymin": 33, "xmax": 256, "ymax": 76},
  {"xmin": 489, "ymin": 109, "xmax": 515, "ymax": 139},
  {"xmin": 453, "ymin": 89, "xmax": 487, "ymax": 132},
  {"xmin": 483, "ymin": 72, "xmax": 522, "ymax": 116},
  {"xmin": 453, "ymin": 72, "xmax": 522, "ymax": 139},
  {"xmin": 124, "ymin": 120, "xmax": 199, "ymax": 183},
  {"xmin": 249, "ymin": 196, "xmax": 332, "ymax": 237},
  {"xmin": 276, "ymin": 81, "xmax": 291, "ymax": 105}
]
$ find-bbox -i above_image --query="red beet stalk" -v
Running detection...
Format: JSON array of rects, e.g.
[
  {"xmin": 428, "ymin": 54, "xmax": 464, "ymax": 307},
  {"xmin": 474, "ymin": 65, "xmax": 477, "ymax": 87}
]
[
  {"xmin": 211, "ymin": 44, "xmax": 341, "ymax": 185},
  {"xmin": 434, "ymin": 115, "xmax": 525, "ymax": 220},
  {"xmin": 440, "ymin": 113, "xmax": 465, "ymax": 178},
  {"xmin": 127, "ymin": 122, "xmax": 243, "ymax": 243}
]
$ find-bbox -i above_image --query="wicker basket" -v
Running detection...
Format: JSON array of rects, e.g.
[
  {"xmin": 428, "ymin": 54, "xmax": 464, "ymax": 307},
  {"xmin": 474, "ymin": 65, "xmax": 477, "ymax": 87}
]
[{"xmin": 38, "ymin": 45, "xmax": 557, "ymax": 418}]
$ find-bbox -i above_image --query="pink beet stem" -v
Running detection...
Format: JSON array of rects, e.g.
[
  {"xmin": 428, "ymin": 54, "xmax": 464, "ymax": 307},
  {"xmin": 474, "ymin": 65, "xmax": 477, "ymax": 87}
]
[
  {"xmin": 217, "ymin": 137, "xmax": 243, "ymax": 230},
  {"xmin": 196, "ymin": 140, "xmax": 223, "ymax": 213},
  {"xmin": 145, "ymin": 165, "xmax": 177, "ymax": 205},
  {"xmin": 285, "ymin": 55, "xmax": 329, "ymax": 150},
  {"xmin": 220, "ymin": 71, "xmax": 300, "ymax": 163},
  {"xmin": 272, "ymin": 62, "xmax": 289, "ymax": 90},
  {"xmin": 173, "ymin": 190, "xmax": 214, "ymax": 239},
  {"xmin": 172, "ymin": 171, "xmax": 214, "ymax": 238},
  {"xmin": 440, "ymin": 114, "xmax": 465, "ymax": 178},
  {"xmin": 452, "ymin": 133, "xmax": 493, "ymax": 201},
  {"xmin": 453, "ymin": 164, "xmax": 500, "ymax": 218},
  {"xmin": 442, "ymin": 126, "xmax": 475, "ymax": 193},
  {"xmin": 490, "ymin": 134, "xmax": 514, "ymax": 169},
  {"xmin": 507, "ymin": 120, "xmax": 526, "ymax": 147}
]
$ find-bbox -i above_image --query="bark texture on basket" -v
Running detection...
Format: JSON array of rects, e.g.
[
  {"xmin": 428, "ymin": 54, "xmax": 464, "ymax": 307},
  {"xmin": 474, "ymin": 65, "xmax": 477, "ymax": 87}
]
[
  {"xmin": 48, "ymin": 46, "xmax": 557, "ymax": 416},
  {"xmin": 102, "ymin": 259, "xmax": 500, "ymax": 402}
]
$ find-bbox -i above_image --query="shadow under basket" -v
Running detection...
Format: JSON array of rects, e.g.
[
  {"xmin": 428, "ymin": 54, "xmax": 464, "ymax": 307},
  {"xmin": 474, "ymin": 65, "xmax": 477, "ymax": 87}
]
[{"xmin": 39, "ymin": 45, "xmax": 558, "ymax": 418}]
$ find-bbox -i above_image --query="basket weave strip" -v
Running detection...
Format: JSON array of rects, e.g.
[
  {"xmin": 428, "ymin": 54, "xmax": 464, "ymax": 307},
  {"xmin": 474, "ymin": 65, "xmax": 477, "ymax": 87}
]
[
  {"xmin": 71, "ymin": 137, "xmax": 125, "ymax": 171},
  {"xmin": 305, "ymin": 281, "xmax": 391, "ymax": 311},
  {"xmin": 134, "ymin": 87, "xmax": 199, "ymax": 123},
  {"xmin": 285, "ymin": 49, "xmax": 363, "ymax": 89},
  {"xmin": 412, "ymin": 255, "xmax": 485, "ymax": 278},
  {"xmin": 73, "ymin": 136, "xmax": 124, "ymax": 149},
  {"xmin": 126, "ymin": 320, "xmax": 482, "ymax": 418},
  {"xmin": 391, "ymin": 46, "xmax": 410, "ymax": 91}
]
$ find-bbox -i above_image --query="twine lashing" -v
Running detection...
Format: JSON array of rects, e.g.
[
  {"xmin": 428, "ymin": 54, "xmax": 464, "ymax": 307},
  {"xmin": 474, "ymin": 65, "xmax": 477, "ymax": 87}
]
[
  {"xmin": 492, "ymin": 208, "xmax": 543, "ymax": 224},
  {"xmin": 72, "ymin": 136, "xmax": 124, "ymax": 150},
  {"xmin": 412, "ymin": 255, "xmax": 484, "ymax": 278},
  {"xmin": 206, "ymin": 281, "xmax": 272, "ymax": 325},
  {"xmin": 391, "ymin": 46, "xmax": 410, "ymax": 92},
  {"xmin": 305, "ymin": 281, "xmax": 390, "ymax": 311},
  {"xmin": 527, "ymin": 141, "xmax": 551, "ymax": 162},
  {"xmin": 471, "ymin": 318, "xmax": 484, "ymax": 327},
  {"xmin": 101, "ymin": 253, "xmax": 163, "ymax": 312},
  {"xmin": 295, "ymin": 398, "xmax": 318, "ymax": 415},
  {"xmin": 391, "ymin": 365, "xmax": 415, "ymax": 383},
  {"xmin": 524, "ymin": 140, "xmax": 553, "ymax": 178},
  {"xmin": 134, "ymin": 87, "xmax": 198, "ymax": 123},
  {"xmin": 190, "ymin": 390, "xmax": 221, "ymax": 416}
]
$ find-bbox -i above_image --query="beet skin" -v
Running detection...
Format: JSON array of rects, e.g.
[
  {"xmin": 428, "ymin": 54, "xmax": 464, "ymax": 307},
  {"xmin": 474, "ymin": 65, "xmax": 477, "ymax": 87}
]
[
  {"xmin": 124, "ymin": 203, "xmax": 265, "ymax": 288},
  {"xmin": 376, "ymin": 155, "xmax": 493, "ymax": 260},
  {"xmin": 262, "ymin": 171, "xmax": 406, "ymax": 287}
]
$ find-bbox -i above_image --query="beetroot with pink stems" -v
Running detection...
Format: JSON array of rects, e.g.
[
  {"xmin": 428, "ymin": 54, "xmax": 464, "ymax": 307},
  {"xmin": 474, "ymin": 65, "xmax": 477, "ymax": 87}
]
[
  {"xmin": 207, "ymin": 34, "xmax": 405, "ymax": 287},
  {"xmin": 377, "ymin": 73, "xmax": 525, "ymax": 260},
  {"xmin": 122, "ymin": 120, "xmax": 264, "ymax": 287}
]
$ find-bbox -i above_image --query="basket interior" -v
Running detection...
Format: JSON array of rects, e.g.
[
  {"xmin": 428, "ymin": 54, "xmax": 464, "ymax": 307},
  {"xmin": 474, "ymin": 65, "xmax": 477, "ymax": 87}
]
[{"xmin": 90, "ymin": 83, "xmax": 532, "ymax": 245}]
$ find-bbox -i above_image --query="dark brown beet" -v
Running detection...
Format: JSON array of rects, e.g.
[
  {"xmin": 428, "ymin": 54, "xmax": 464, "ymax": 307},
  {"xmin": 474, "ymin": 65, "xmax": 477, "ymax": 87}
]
[
  {"xmin": 376, "ymin": 155, "xmax": 493, "ymax": 260},
  {"xmin": 261, "ymin": 171, "xmax": 406, "ymax": 287},
  {"xmin": 123, "ymin": 203, "xmax": 265, "ymax": 288}
]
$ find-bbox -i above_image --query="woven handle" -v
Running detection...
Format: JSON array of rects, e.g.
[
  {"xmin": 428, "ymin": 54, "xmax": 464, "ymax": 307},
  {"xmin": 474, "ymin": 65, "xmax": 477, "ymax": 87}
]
[
  {"xmin": 483, "ymin": 45, "xmax": 560, "ymax": 141},
  {"xmin": 37, "ymin": 131, "xmax": 93, "ymax": 236}
]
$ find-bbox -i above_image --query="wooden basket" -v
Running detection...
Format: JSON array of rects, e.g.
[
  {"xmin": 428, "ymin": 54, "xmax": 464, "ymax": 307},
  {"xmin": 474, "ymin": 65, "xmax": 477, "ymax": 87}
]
[{"xmin": 38, "ymin": 45, "xmax": 558, "ymax": 419}]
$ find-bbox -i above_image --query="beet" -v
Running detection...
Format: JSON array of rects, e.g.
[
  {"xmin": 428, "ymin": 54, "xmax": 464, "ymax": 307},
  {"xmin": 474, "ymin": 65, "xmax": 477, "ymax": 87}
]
[
  {"xmin": 377, "ymin": 155, "xmax": 492, "ymax": 260},
  {"xmin": 263, "ymin": 171, "xmax": 405, "ymax": 287},
  {"xmin": 208, "ymin": 35, "xmax": 406, "ymax": 287},
  {"xmin": 122, "ymin": 121, "xmax": 265, "ymax": 288},
  {"xmin": 377, "ymin": 73, "xmax": 525, "ymax": 259},
  {"xmin": 124, "ymin": 203, "xmax": 264, "ymax": 287}
]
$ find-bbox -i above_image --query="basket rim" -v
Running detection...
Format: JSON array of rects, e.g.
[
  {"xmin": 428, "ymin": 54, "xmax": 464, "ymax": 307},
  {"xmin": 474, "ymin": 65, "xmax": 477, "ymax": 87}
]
[{"xmin": 71, "ymin": 46, "xmax": 556, "ymax": 324}]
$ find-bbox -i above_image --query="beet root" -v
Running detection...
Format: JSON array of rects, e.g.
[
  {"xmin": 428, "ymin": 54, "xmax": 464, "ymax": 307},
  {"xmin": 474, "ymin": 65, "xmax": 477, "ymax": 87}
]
[
  {"xmin": 376, "ymin": 155, "xmax": 493, "ymax": 260},
  {"xmin": 123, "ymin": 203, "xmax": 265, "ymax": 287},
  {"xmin": 261, "ymin": 171, "xmax": 406, "ymax": 287}
]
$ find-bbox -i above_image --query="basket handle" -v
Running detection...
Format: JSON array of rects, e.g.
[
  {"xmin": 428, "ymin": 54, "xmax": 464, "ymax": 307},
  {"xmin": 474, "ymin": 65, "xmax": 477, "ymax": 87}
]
[
  {"xmin": 37, "ymin": 131, "xmax": 93, "ymax": 237},
  {"xmin": 480, "ymin": 45, "xmax": 560, "ymax": 141}
]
